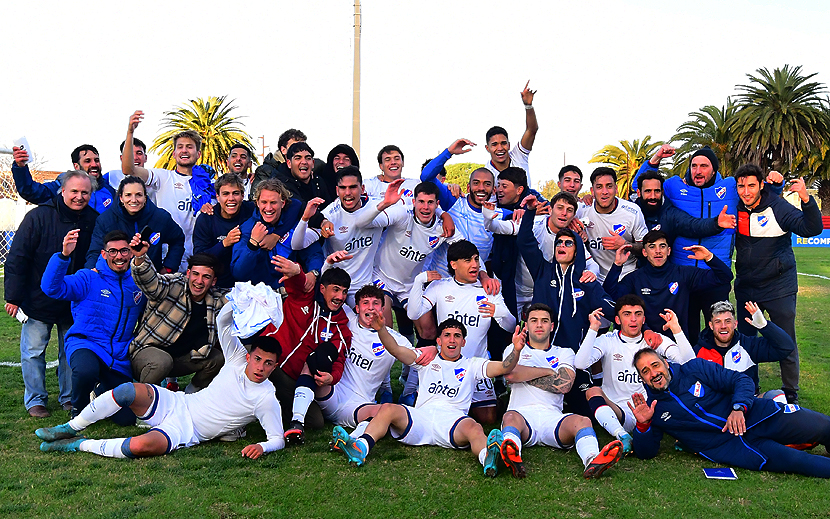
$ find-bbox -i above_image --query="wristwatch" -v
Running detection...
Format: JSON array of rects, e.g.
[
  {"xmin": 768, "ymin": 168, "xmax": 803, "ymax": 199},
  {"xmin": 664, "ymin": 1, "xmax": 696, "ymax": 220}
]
[
  {"xmin": 309, "ymin": 269, "xmax": 320, "ymax": 278},
  {"xmin": 732, "ymin": 404, "xmax": 745, "ymax": 413}
]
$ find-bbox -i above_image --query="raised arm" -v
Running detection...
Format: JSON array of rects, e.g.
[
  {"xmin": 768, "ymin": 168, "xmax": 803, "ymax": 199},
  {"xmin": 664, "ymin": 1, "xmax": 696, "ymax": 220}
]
[
  {"xmin": 519, "ymin": 81, "xmax": 539, "ymax": 151},
  {"xmin": 574, "ymin": 309, "xmax": 605, "ymax": 369},
  {"xmin": 10, "ymin": 151, "xmax": 57, "ymax": 205},
  {"xmin": 370, "ymin": 311, "xmax": 419, "ymax": 365},
  {"xmin": 122, "ymin": 111, "xmax": 150, "ymax": 182},
  {"xmin": 485, "ymin": 325, "xmax": 525, "ymax": 378}
]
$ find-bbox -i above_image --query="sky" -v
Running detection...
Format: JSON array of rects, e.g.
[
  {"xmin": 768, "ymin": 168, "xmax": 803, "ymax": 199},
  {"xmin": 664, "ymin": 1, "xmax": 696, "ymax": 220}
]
[{"xmin": 2, "ymin": 0, "xmax": 829, "ymax": 192}]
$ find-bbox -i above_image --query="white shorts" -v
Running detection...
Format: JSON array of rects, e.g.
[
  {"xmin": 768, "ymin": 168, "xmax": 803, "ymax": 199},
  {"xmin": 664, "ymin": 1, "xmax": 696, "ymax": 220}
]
[
  {"xmin": 612, "ymin": 398, "xmax": 637, "ymax": 433},
  {"xmin": 373, "ymin": 276, "xmax": 409, "ymax": 307},
  {"xmin": 317, "ymin": 385, "xmax": 374, "ymax": 428},
  {"xmin": 391, "ymin": 405, "xmax": 472, "ymax": 449},
  {"xmin": 509, "ymin": 404, "xmax": 572, "ymax": 449},
  {"xmin": 471, "ymin": 377, "xmax": 497, "ymax": 408},
  {"xmin": 138, "ymin": 385, "xmax": 199, "ymax": 453}
]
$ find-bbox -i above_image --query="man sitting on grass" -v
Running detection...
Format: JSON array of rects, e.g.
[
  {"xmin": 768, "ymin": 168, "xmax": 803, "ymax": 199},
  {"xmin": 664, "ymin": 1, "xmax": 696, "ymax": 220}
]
[
  {"xmin": 35, "ymin": 305, "xmax": 285, "ymax": 459},
  {"xmin": 332, "ymin": 316, "xmax": 522, "ymax": 477}
]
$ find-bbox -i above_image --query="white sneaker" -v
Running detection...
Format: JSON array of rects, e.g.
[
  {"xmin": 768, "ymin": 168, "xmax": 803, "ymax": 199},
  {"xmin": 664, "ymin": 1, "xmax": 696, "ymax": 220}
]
[{"xmin": 219, "ymin": 426, "xmax": 247, "ymax": 442}]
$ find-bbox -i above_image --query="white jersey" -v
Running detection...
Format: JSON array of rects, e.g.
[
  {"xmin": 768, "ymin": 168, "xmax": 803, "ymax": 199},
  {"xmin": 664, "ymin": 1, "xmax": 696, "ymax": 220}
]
[
  {"xmin": 363, "ymin": 176, "xmax": 420, "ymax": 207},
  {"xmin": 372, "ymin": 206, "xmax": 460, "ymax": 297},
  {"xmin": 504, "ymin": 343, "xmax": 575, "ymax": 412},
  {"xmin": 574, "ymin": 329, "xmax": 694, "ymax": 406},
  {"xmin": 147, "ymin": 168, "xmax": 197, "ymax": 271},
  {"xmin": 408, "ymin": 276, "xmax": 516, "ymax": 358},
  {"xmin": 292, "ymin": 199, "xmax": 389, "ymax": 298},
  {"xmin": 184, "ymin": 306, "xmax": 284, "ymax": 452},
  {"xmin": 428, "ymin": 197, "xmax": 503, "ymax": 277},
  {"xmin": 485, "ymin": 142, "xmax": 531, "ymax": 186},
  {"xmin": 582, "ymin": 198, "xmax": 648, "ymax": 281},
  {"xmin": 413, "ymin": 355, "xmax": 489, "ymax": 414},
  {"xmin": 339, "ymin": 308, "xmax": 413, "ymax": 402}
]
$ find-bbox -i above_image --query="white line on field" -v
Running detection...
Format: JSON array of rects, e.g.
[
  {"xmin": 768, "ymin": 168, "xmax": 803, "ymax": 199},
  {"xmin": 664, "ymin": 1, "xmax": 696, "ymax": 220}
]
[
  {"xmin": 0, "ymin": 360, "xmax": 60, "ymax": 368},
  {"xmin": 798, "ymin": 272, "xmax": 830, "ymax": 281}
]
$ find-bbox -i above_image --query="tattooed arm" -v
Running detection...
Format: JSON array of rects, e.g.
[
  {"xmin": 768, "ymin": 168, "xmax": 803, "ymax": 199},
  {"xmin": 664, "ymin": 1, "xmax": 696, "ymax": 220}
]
[
  {"xmin": 525, "ymin": 367, "xmax": 576, "ymax": 394},
  {"xmin": 486, "ymin": 325, "xmax": 525, "ymax": 378}
]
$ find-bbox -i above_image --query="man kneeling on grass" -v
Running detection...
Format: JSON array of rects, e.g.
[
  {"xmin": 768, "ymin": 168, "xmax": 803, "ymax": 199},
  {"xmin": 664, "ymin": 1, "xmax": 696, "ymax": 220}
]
[
  {"xmin": 35, "ymin": 305, "xmax": 285, "ymax": 459},
  {"xmin": 332, "ymin": 316, "xmax": 522, "ymax": 477}
]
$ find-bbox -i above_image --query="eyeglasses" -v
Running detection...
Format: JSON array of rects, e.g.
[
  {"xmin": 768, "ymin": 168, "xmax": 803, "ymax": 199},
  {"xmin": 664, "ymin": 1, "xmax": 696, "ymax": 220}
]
[
  {"xmin": 105, "ymin": 248, "xmax": 131, "ymax": 257},
  {"xmin": 555, "ymin": 239, "xmax": 575, "ymax": 248}
]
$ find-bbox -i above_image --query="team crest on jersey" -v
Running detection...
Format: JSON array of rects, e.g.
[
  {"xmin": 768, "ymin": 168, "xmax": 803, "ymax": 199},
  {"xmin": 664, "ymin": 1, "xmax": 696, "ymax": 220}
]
[
  {"xmin": 661, "ymin": 411, "xmax": 671, "ymax": 421},
  {"xmin": 758, "ymin": 216, "xmax": 769, "ymax": 227},
  {"xmin": 372, "ymin": 342, "xmax": 385, "ymax": 357},
  {"xmin": 784, "ymin": 404, "xmax": 801, "ymax": 413},
  {"xmin": 339, "ymin": 226, "xmax": 349, "ymax": 234},
  {"xmin": 103, "ymin": 198, "xmax": 112, "ymax": 207},
  {"xmin": 133, "ymin": 291, "xmax": 143, "ymax": 305},
  {"xmin": 731, "ymin": 351, "xmax": 741, "ymax": 363},
  {"xmin": 476, "ymin": 295, "xmax": 489, "ymax": 308},
  {"xmin": 320, "ymin": 329, "xmax": 334, "ymax": 341},
  {"xmin": 279, "ymin": 233, "xmax": 289, "ymax": 243},
  {"xmin": 373, "ymin": 279, "xmax": 386, "ymax": 290},
  {"xmin": 546, "ymin": 355, "xmax": 559, "ymax": 369},
  {"xmin": 653, "ymin": 224, "xmax": 661, "ymax": 230},
  {"xmin": 454, "ymin": 368, "xmax": 466, "ymax": 381},
  {"xmin": 402, "ymin": 189, "xmax": 414, "ymax": 197},
  {"xmin": 612, "ymin": 224, "xmax": 626, "ymax": 236},
  {"xmin": 641, "ymin": 288, "xmax": 652, "ymax": 295},
  {"xmin": 669, "ymin": 282, "xmax": 678, "ymax": 295},
  {"xmin": 428, "ymin": 236, "xmax": 440, "ymax": 248},
  {"xmin": 149, "ymin": 232, "xmax": 161, "ymax": 245},
  {"xmin": 613, "ymin": 353, "xmax": 624, "ymax": 362},
  {"xmin": 174, "ymin": 182, "xmax": 184, "ymax": 190},
  {"xmin": 573, "ymin": 289, "xmax": 585, "ymax": 299},
  {"xmin": 444, "ymin": 295, "xmax": 455, "ymax": 302},
  {"xmin": 715, "ymin": 186, "xmax": 727, "ymax": 199},
  {"xmin": 690, "ymin": 381, "xmax": 704, "ymax": 397}
]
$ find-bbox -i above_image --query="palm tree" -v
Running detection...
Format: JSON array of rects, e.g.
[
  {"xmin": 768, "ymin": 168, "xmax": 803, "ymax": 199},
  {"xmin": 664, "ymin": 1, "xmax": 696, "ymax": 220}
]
[
  {"xmin": 671, "ymin": 100, "xmax": 740, "ymax": 178},
  {"xmin": 730, "ymin": 65, "xmax": 830, "ymax": 172},
  {"xmin": 588, "ymin": 136, "xmax": 663, "ymax": 199},
  {"xmin": 150, "ymin": 96, "xmax": 257, "ymax": 173}
]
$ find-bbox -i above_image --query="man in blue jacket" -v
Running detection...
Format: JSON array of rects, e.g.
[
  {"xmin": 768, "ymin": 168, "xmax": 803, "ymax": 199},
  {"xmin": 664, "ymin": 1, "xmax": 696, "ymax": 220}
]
[
  {"xmin": 232, "ymin": 178, "xmax": 323, "ymax": 292},
  {"xmin": 630, "ymin": 349, "xmax": 830, "ymax": 477},
  {"xmin": 4, "ymin": 170, "xmax": 98, "ymax": 417},
  {"xmin": 41, "ymin": 230, "xmax": 145, "ymax": 424},
  {"xmin": 734, "ymin": 165, "xmax": 823, "ymax": 404},
  {"xmin": 194, "ymin": 174, "xmax": 255, "ymax": 288},
  {"xmin": 11, "ymin": 144, "xmax": 116, "ymax": 214},
  {"xmin": 603, "ymin": 229, "xmax": 733, "ymax": 336}
]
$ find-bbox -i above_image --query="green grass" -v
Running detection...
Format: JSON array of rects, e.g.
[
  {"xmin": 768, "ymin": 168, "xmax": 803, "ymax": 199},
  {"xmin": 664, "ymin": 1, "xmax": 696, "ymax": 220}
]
[{"xmin": 2, "ymin": 250, "xmax": 830, "ymax": 518}]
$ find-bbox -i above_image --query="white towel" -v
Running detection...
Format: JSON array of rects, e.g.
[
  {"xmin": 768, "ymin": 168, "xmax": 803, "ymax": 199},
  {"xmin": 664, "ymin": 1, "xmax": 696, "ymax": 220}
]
[{"xmin": 226, "ymin": 282, "xmax": 284, "ymax": 338}]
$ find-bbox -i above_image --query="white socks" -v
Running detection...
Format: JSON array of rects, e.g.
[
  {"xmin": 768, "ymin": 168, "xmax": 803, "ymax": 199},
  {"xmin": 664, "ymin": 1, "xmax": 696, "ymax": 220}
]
[
  {"xmin": 79, "ymin": 438, "xmax": 129, "ymax": 459},
  {"xmin": 292, "ymin": 386, "xmax": 314, "ymax": 423},
  {"xmin": 594, "ymin": 405, "xmax": 626, "ymax": 439},
  {"xmin": 574, "ymin": 428, "xmax": 600, "ymax": 466},
  {"xmin": 69, "ymin": 390, "xmax": 123, "ymax": 430}
]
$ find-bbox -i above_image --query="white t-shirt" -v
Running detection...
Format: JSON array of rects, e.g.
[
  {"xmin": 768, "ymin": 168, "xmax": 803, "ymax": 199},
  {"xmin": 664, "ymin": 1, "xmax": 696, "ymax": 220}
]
[
  {"xmin": 292, "ymin": 199, "xmax": 389, "ymax": 298},
  {"xmin": 428, "ymin": 196, "xmax": 503, "ymax": 277},
  {"xmin": 105, "ymin": 169, "xmax": 157, "ymax": 202},
  {"xmin": 413, "ymin": 355, "xmax": 489, "ymax": 414},
  {"xmin": 363, "ymin": 176, "xmax": 420, "ymax": 207},
  {"xmin": 371, "ymin": 206, "xmax": 461, "ymax": 297},
  {"xmin": 185, "ymin": 306, "xmax": 284, "ymax": 452},
  {"xmin": 339, "ymin": 308, "xmax": 413, "ymax": 403},
  {"xmin": 408, "ymin": 276, "xmax": 516, "ymax": 359},
  {"xmin": 485, "ymin": 142, "xmax": 531, "ymax": 186},
  {"xmin": 146, "ymin": 168, "xmax": 197, "ymax": 271},
  {"xmin": 582, "ymin": 198, "xmax": 648, "ymax": 281},
  {"xmin": 574, "ymin": 329, "xmax": 694, "ymax": 406},
  {"xmin": 504, "ymin": 343, "xmax": 575, "ymax": 412}
]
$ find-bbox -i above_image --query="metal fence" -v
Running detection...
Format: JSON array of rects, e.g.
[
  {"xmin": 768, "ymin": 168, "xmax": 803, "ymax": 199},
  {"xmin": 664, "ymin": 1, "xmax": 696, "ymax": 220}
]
[{"xmin": 0, "ymin": 170, "xmax": 38, "ymax": 266}]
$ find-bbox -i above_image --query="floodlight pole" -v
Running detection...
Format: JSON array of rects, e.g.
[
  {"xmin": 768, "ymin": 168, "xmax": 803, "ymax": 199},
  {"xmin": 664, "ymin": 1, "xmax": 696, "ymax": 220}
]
[{"xmin": 352, "ymin": 0, "xmax": 361, "ymax": 156}]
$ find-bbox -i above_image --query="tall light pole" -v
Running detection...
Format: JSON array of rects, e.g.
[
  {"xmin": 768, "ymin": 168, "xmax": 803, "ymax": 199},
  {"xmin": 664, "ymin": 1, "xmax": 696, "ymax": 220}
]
[{"xmin": 352, "ymin": 0, "xmax": 361, "ymax": 155}]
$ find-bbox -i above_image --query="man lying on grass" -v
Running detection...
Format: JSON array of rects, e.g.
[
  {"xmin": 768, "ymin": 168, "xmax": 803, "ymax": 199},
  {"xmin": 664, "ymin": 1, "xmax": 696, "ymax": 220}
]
[
  {"xmin": 332, "ymin": 316, "xmax": 522, "ymax": 477},
  {"xmin": 35, "ymin": 305, "xmax": 285, "ymax": 459},
  {"xmin": 630, "ymin": 348, "xmax": 830, "ymax": 477}
]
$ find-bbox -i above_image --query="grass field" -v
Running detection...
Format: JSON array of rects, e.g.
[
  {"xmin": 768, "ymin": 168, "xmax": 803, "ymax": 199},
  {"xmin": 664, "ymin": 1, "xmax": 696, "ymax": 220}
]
[{"xmin": 1, "ymin": 250, "xmax": 830, "ymax": 518}]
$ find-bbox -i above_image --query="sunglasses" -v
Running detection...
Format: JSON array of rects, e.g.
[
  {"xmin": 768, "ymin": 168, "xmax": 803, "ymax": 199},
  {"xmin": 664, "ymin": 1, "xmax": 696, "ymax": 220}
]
[{"xmin": 555, "ymin": 239, "xmax": 575, "ymax": 248}]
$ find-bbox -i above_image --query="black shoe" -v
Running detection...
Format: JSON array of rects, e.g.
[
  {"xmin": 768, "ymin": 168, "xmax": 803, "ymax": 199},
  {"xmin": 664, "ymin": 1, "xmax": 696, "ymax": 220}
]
[
  {"xmin": 284, "ymin": 420, "xmax": 305, "ymax": 445},
  {"xmin": 784, "ymin": 390, "xmax": 799, "ymax": 405}
]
